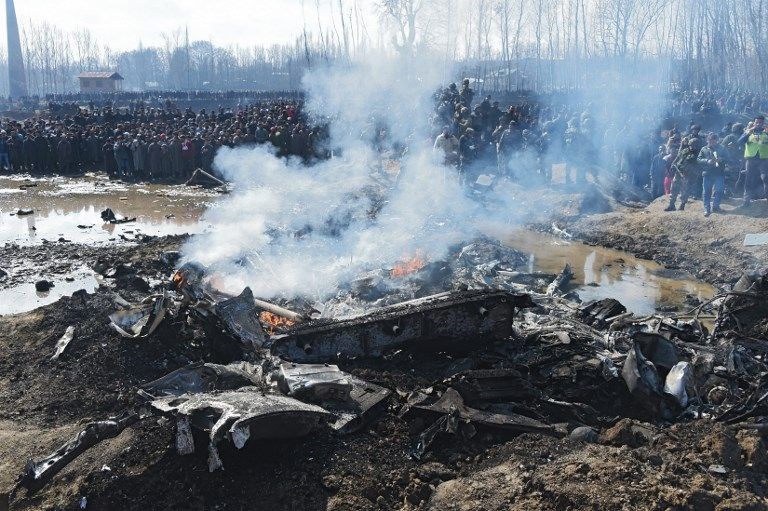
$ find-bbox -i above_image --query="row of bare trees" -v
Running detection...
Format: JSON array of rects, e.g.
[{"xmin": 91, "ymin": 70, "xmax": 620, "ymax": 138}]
[
  {"xmin": 2, "ymin": 0, "xmax": 768, "ymax": 97},
  {"xmin": 380, "ymin": 0, "xmax": 768, "ymax": 92}
]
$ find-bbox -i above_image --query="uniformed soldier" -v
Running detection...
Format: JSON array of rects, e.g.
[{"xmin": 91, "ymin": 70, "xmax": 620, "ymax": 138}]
[
  {"xmin": 497, "ymin": 121, "xmax": 521, "ymax": 178},
  {"xmin": 459, "ymin": 78, "xmax": 474, "ymax": 107},
  {"xmin": 717, "ymin": 123, "xmax": 743, "ymax": 195},
  {"xmin": 665, "ymin": 137, "xmax": 699, "ymax": 211}
]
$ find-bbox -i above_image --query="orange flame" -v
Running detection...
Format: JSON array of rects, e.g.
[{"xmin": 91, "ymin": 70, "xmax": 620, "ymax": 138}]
[
  {"xmin": 172, "ymin": 270, "xmax": 187, "ymax": 290},
  {"xmin": 390, "ymin": 253, "xmax": 426, "ymax": 278},
  {"xmin": 260, "ymin": 311, "xmax": 296, "ymax": 334}
]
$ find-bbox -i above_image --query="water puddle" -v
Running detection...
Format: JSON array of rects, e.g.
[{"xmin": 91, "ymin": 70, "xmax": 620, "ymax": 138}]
[
  {"xmin": 0, "ymin": 174, "xmax": 216, "ymax": 245},
  {"xmin": 0, "ymin": 174, "xmax": 223, "ymax": 315},
  {"xmin": 0, "ymin": 175, "xmax": 718, "ymax": 316},
  {"xmin": 0, "ymin": 269, "xmax": 99, "ymax": 315},
  {"xmin": 499, "ymin": 228, "xmax": 717, "ymax": 315}
]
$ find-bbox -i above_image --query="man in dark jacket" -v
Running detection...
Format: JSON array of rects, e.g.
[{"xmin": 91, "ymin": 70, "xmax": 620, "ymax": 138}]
[
  {"xmin": 697, "ymin": 133, "xmax": 726, "ymax": 216},
  {"xmin": 102, "ymin": 138, "xmax": 117, "ymax": 177},
  {"xmin": 57, "ymin": 136, "xmax": 73, "ymax": 174},
  {"xmin": 200, "ymin": 139, "xmax": 215, "ymax": 172},
  {"xmin": 147, "ymin": 138, "xmax": 162, "ymax": 178},
  {"xmin": 180, "ymin": 136, "xmax": 196, "ymax": 178},
  {"xmin": 0, "ymin": 134, "xmax": 9, "ymax": 172}
]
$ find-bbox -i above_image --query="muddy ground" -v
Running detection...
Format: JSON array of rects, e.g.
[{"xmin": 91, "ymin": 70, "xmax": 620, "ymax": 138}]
[
  {"xmin": 566, "ymin": 195, "xmax": 768, "ymax": 289},
  {"xmin": 1, "ymin": 179, "xmax": 767, "ymax": 510},
  {"xmin": 482, "ymin": 177, "xmax": 766, "ymax": 290},
  {"xmin": 1, "ymin": 264, "xmax": 767, "ymax": 511}
]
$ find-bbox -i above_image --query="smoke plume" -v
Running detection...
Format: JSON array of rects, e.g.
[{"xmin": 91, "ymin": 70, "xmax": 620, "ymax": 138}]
[
  {"xmin": 182, "ymin": 55, "xmax": 482, "ymax": 300},
  {"xmin": 182, "ymin": 54, "xmax": 673, "ymax": 301}
]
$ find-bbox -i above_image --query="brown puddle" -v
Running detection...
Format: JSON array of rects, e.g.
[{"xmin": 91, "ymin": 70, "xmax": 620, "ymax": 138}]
[
  {"xmin": 498, "ymin": 228, "xmax": 717, "ymax": 315},
  {"xmin": 0, "ymin": 174, "xmax": 220, "ymax": 315},
  {"xmin": 0, "ymin": 174, "xmax": 215, "ymax": 245},
  {"xmin": 0, "ymin": 175, "xmax": 718, "ymax": 316}
]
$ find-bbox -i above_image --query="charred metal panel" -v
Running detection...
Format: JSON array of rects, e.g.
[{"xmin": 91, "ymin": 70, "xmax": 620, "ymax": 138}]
[
  {"xmin": 151, "ymin": 388, "xmax": 331, "ymax": 442},
  {"xmin": 270, "ymin": 290, "xmax": 534, "ymax": 363}
]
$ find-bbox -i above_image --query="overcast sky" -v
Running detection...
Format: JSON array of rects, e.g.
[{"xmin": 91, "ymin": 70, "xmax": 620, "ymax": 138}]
[{"xmin": 2, "ymin": 0, "xmax": 379, "ymax": 51}]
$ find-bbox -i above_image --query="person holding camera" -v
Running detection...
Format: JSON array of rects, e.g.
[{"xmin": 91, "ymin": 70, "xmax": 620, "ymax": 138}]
[{"xmin": 738, "ymin": 114, "xmax": 768, "ymax": 206}]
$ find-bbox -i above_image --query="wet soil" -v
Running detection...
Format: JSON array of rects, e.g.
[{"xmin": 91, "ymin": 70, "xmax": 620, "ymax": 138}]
[
  {"xmin": 0, "ymin": 174, "xmax": 214, "ymax": 246},
  {"xmin": 1, "ymin": 175, "xmax": 719, "ymax": 317},
  {"xmin": 1, "ymin": 177, "xmax": 767, "ymax": 510},
  {"xmin": 0, "ymin": 235, "xmax": 187, "ymax": 315},
  {"xmin": 565, "ymin": 196, "xmax": 768, "ymax": 289},
  {"xmin": 0, "ymin": 174, "xmax": 218, "ymax": 314},
  {"xmin": 496, "ymin": 228, "xmax": 716, "ymax": 314}
]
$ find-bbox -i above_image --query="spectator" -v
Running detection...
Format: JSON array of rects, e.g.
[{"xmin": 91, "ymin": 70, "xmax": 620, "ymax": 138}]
[
  {"xmin": 697, "ymin": 133, "xmax": 726, "ymax": 216},
  {"xmin": 738, "ymin": 115, "xmax": 768, "ymax": 206}
]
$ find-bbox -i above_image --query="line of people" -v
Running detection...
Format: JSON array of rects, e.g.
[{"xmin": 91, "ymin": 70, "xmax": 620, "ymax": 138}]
[
  {"xmin": 2, "ymin": 86, "xmax": 767, "ymax": 217},
  {"xmin": 0, "ymin": 99, "xmax": 327, "ymax": 182}
]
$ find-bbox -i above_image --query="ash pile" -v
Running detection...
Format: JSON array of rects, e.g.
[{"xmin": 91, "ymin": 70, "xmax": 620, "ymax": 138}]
[{"xmin": 15, "ymin": 237, "xmax": 768, "ymax": 495}]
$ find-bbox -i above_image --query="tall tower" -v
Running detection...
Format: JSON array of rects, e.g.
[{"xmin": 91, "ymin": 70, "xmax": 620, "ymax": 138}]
[{"xmin": 6, "ymin": 0, "xmax": 27, "ymax": 98}]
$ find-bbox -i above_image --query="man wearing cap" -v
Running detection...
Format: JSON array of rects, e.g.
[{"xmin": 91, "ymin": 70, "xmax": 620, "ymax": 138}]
[
  {"xmin": 722, "ymin": 123, "xmax": 744, "ymax": 194},
  {"xmin": 459, "ymin": 78, "xmax": 474, "ymax": 107},
  {"xmin": 497, "ymin": 121, "xmax": 521, "ymax": 178}
]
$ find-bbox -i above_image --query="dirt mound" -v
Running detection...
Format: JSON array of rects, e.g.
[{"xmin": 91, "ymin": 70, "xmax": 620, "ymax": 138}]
[
  {"xmin": 568, "ymin": 197, "xmax": 768, "ymax": 287},
  {"xmin": 426, "ymin": 422, "xmax": 768, "ymax": 511}
]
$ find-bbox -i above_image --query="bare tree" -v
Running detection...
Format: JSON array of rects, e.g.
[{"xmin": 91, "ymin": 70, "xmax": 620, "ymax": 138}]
[
  {"xmin": 378, "ymin": 0, "xmax": 424, "ymax": 57},
  {"xmin": 11, "ymin": 0, "xmax": 768, "ymax": 96}
]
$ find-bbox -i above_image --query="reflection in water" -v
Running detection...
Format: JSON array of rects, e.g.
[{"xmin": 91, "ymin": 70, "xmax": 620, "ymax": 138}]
[
  {"xmin": 0, "ymin": 174, "xmax": 214, "ymax": 245},
  {"xmin": 0, "ymin": 174, "xmax": 219, "ymax": 315},
  {"xmin": 499, "ymin": 228, "xmax": 717, "ymax": 315},
  {"xmin": 0, "ymin": 270, "xmax": 99, "ymax": 315},
  {"xmin": 1, "ymin": 175, "xmax": 718, "ymax": 316}
]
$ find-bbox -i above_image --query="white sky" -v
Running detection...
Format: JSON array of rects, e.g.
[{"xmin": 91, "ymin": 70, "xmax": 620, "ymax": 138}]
[{"xmin": 1, "ymin": 0, "xmax": 380, "ymax": 51}]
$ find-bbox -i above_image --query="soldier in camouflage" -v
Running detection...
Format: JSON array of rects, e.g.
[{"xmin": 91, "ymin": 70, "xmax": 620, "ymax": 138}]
[{"xmin": 665, "ymin": 137, "xmax": 699, "ymax": 211}]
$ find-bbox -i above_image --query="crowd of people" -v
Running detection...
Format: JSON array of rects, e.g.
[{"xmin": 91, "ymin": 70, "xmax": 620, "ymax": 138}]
[
  {"xmin": 429, "ymin": 80, "xmax": 767, "ymax": 216},
  {"xmin": 0, "ymin": 98, "xmax": 327, "ymax": 181},
  {"xmin": 668, "ymin": 89, "xmax": 768, "ymax": 117},
  {"xmin": 0, "ymin": 84, "xmax": 766, "ymax": 217},
  {"xmin": 0, "ymin": 90, "xmax": 303, "ymax": 114}
]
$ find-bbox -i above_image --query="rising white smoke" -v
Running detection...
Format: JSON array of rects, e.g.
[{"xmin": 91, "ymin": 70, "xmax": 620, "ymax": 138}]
[
  {"xmin": 182, "ymin": 52, "xmax": 674, "ymax": 301},
  {"xmin": 182, "ymin": 54, "xmax": 483, "ymax": 300}
]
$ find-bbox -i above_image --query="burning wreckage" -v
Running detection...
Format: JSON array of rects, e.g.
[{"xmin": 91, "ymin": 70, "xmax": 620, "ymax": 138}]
[{"xmin": 16, "ymin": 236, "xmax": 768, "ymax": 494}]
